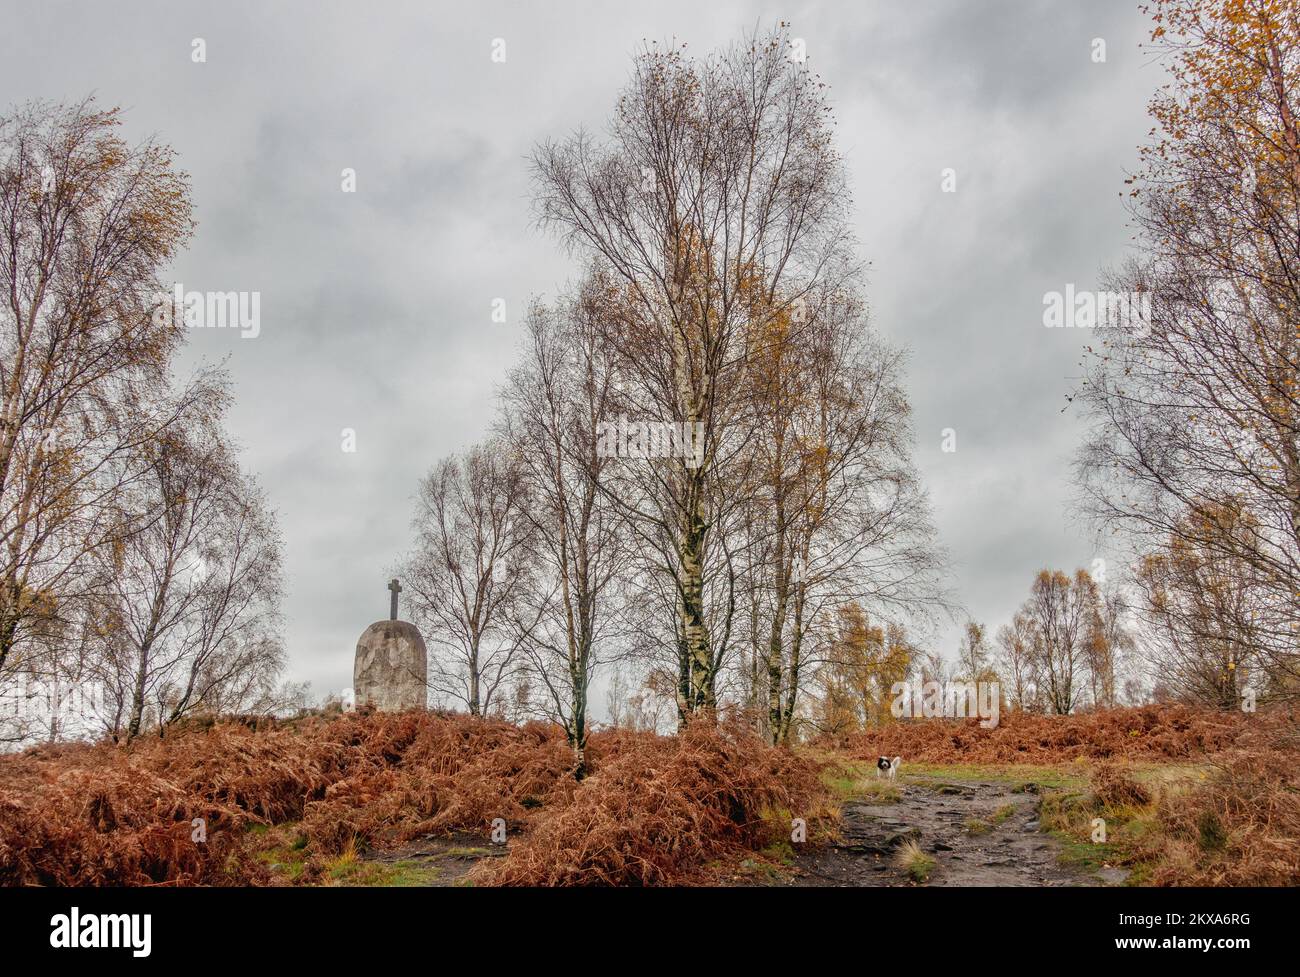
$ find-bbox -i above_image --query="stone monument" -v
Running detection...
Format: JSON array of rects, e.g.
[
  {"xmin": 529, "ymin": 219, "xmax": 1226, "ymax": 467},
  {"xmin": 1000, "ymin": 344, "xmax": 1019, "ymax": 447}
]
[{"xmin": 353, "ymin": 578, "xmax": 427, "ymax": 711}]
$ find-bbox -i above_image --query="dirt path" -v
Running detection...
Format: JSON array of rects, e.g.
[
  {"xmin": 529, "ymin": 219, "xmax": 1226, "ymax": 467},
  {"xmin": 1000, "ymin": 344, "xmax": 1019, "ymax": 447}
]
[
  {"xmin": 360, "ymin": 833, "xmax": 502, "ymax": 886},
  {"xmin": 783, "ymin": 775, "xmax": 1121, "ymax": 887}
]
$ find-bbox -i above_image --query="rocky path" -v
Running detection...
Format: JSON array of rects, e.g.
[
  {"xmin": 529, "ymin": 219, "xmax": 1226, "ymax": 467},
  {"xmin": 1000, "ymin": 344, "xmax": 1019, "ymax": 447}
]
[{"xmin": 783, "ymin": 775, "xmax": 1119, "ymax": 887}]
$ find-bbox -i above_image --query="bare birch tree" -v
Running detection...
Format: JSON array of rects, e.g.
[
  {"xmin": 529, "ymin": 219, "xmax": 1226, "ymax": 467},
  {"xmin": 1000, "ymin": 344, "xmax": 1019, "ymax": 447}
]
[
  {"xmin": 743, "ymin": 289, "xmax": 947, "ymax": 743},
  {"xmin": 996, "ymin": 611, "xmax": 1043, "ymax": 713},
  {"xmin": 399, "ymin": 442, "xmax": 531, "ymax": 715},
  {"xmin": 1132, "ymin": 505, "xmax": 1263, "ymax": 707},
  {"xmin": 1021, "ymin": 569, "xmax": 1099, "ymax": 715},
  {"xmin": 499, "ymin": 275, "xmax": 629, "ymax": 771},
  {"xmin": 90, "ymin": 399, "xmax": 283, "ymax": 741},
  {"xmin": 0, "ymin": 99, "xmax": 197, "ymax": 694},
  {"xmin": 531, "ymin": 27, "xmax": 855, "ymax": 722}
]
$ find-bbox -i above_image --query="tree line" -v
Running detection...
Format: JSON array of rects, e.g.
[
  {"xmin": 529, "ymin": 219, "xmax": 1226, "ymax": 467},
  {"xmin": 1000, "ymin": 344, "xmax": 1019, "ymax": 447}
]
[
  {"xmin": 404, "ymin": 4, "xmax": 1300, "ymax": 759},
  {"xmin": 395, "ymin": 27, "xmax": 950, "ymax": 767}
]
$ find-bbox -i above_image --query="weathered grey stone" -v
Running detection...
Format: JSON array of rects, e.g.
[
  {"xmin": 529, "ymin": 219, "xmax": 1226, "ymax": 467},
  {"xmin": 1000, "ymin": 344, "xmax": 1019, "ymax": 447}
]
[{"xmin": 354, "ymin": 620, "xmax": 427, "ymax": 711}]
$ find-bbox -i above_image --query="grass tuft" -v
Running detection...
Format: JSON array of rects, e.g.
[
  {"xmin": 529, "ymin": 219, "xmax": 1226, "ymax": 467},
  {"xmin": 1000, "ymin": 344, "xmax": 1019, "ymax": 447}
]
[{"xmin": 894, "ymin": 839, "xmax": 936, "ymax": 883}]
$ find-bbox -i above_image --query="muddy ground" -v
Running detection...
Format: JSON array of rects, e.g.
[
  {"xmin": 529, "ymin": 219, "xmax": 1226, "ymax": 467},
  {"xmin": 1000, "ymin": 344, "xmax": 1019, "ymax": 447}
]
[{"xmin": 779, "ymin": 773, "xmax": 1125, "ymax": 887}]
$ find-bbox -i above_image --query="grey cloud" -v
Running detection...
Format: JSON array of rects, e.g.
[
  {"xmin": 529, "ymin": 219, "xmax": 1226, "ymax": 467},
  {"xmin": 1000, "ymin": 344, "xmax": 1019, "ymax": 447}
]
[{"xmin": 0, "ymin": 0, "xmax": 1159, "ymax": 704}]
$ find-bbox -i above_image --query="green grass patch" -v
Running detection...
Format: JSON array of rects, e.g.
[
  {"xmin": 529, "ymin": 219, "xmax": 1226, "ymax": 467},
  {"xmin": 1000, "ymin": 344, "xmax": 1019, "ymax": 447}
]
[
  {"xmin": 250, "ymin": 822, "xmax": 310, "ymax": 882},
  {"xmin": 759, "ymin": 839, "xmax": 797, "ymax": 866},
  {"xmin": 819, "ymin": 758, "xmax": 902, "ymax": 803},
  {"xmin": 903, "ymin": 763, "xmax": 1090, "ymax": 791},
  {"xmin": 326, "ymin": 857, "xmax": 443, "ymax": 887},
  {"xmin": 821, "ymin": 760, "xmax": 870, "ymax": 800},
  {"xmin": 1038, "ymin": 787, "xmax": 1164, "ymax": 884},
  {"xmin": 903, "ymin": 761, "xmax": 1204, "ymax": 795},
  {"xmin": 734, "ymin": 856, "xmax": 789, "ymax": 883}
]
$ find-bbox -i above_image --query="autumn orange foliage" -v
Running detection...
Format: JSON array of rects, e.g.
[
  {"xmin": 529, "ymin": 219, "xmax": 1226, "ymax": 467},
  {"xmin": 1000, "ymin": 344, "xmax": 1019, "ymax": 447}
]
[
  {"xmin": 0, "ymin": 710, "xmax": 828, "ymax": 886},
  {"xmin": 1149, "ymin": 711, "xmax": 1300, "ymax": 886},
  {"xmin": 478, "ymin": 719, "xmax": 830, "ymax": 886},
  {"xmin": 843, "ymin": 704, "xmax": 1247, "ymax": 764}
]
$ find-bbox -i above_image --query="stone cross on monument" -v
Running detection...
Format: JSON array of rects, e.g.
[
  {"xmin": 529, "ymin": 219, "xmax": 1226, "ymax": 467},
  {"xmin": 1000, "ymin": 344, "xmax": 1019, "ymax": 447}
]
[
  {"xmin": 388, "ymin": 578, "xmax": 401, "ymax": 621},
  {"xmin": 353, "ymin": 578, "xmax": 426, "ymax": 712}
]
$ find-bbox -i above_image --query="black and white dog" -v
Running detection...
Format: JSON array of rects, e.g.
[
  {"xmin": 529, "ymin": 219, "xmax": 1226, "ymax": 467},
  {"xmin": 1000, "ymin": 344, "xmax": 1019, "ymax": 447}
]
[{"xmin": 876, "ymin": 755, "xmax": 901, "ymax": 781}]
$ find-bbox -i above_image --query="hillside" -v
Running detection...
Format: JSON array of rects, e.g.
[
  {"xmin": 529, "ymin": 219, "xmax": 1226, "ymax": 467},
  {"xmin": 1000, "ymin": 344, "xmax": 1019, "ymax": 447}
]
[{"xmin": 1, "ymin": 705, "xmax": 1294, "ymax": 887}]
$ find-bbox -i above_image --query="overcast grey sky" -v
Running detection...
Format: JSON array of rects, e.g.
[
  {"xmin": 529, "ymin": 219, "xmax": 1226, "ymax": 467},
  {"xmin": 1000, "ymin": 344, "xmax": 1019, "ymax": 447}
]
[{"xmin": 1, "ymin": 0, "xmax": 1160, "ymax": 709}]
